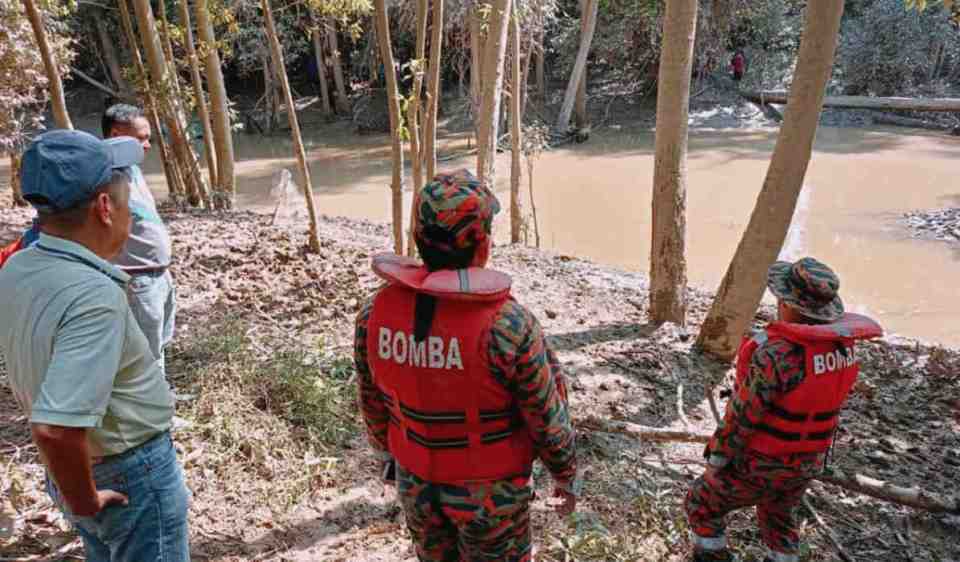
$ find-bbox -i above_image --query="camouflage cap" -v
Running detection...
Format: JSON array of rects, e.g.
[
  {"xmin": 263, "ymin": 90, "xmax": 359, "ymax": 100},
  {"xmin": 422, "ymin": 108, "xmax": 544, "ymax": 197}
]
[
  {"xmin": 768, "ymin": 257, "xmax": 844, "ymax": 323},
  {"xmin": 414, "ymin": 169, "xmax": 500, "ymax": 253}
]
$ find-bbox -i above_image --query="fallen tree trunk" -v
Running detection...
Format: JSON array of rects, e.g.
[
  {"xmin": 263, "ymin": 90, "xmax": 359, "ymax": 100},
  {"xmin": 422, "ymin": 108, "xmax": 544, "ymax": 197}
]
[
  {"xmin": 580, "ymin": 417, "xmax": 960, "ymax": 514},
  {"xmin": 741, "ymin": 91, "xmax": 960, "ymax": 113},
  {"xmin": 872, "ymin": 112, "xmax": 958, "ymax": 133}
]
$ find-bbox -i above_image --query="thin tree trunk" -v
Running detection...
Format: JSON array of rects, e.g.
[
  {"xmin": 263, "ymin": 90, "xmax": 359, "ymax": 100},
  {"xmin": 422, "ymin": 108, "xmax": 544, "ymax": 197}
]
[
  {"xmin": 520, "ymin": 32, "xmax": 533, "ymax": 120},
  {"xmin": 195, "ymin": 0, "xmax": 235, "ymax": 209},
  {"xmin": 23, "ymin": 0, "xmax": 72, "ymax": 129},
  {"xmin": 509, "ymin": 10, "xmax": 522, "ymax": 244},
  {"xmin": 407, "ymin": 0, "xmax": 429, "ymax": 257},
  {"xmin": 423, "ymin": 0, "xmax": 444, "ymax": 181},
  {"xmin": 373, "ymin": 0, "xmax": 405, "ymax": 254},
  {"xmin": 574, "ymin": 0, "xmax": 589, "ymax": 130},
  {"xmin": 263, "ymin": 54, "xmax": 281, "ymax": 132},
  {"xmin": 157, "ymin": 0, "xmax": 193, "ymax": 183},
  {"xmin": 649, "ymin": 0, "xmax": 697, "ymax": 326},
  {"xmin": 327, "ymin": 18, "xmax": 351, "ymax": 114},
  {"xmin": 555, "ymin": 0, "xmax": 598, "ymax": 133},
  {"xmin": 10, "ymin": 153, "xmax": 26, "ymax": 207},
  {"xmin": 262, "ymin": 0, "xmax": 322, "ymax": 253},
  {"xmin": 312, "ymin": 27, "xmax": 333, "ymax": 116},
  {"xmin": 696, "ymin": 1, "xmax": 845, "ymax": 359},
  {"xmin": 526, "ymin": 157, "xmax": 540, "ymax": 248},
  {"xmin": 476, "ymin": 0, "xmax": 513, "ymax": 189},
  {"xmin": 95, "ymin": 10, "xmax": 131, "ymax": 94},
  {"xmin": 117, "ymin": 0, "xmax": 184, "ymax": 202},
  {"xmin": 469, "ymin": 3, "xmax": 484, "ymax": 142},
  {"xmin": 179, "ymin": 0, "xmax": 218, "ymax": 191},
  {"xmin": 535, "ymin": 27, "xmax": 545, "ymax": 103},
  {"xmin": 131, "ymin": 0, "xmax": 208, "ymax": 207}
]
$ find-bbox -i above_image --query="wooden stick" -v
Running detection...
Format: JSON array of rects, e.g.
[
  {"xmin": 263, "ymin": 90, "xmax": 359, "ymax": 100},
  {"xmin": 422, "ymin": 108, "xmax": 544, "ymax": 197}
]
[
  {"xmin": 676, "ymin": 384, "xmax": 691, "ymax": 429},
  {"xmin": 706, "ymin": 385, "xmax": 723, "ymax": 426}
]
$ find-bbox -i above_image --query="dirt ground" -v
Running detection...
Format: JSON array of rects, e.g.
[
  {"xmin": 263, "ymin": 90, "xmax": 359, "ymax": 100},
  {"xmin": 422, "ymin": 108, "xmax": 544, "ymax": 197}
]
[{"xmin": 1, "ymin": 193, "xmax": 958, "ymax": 561}]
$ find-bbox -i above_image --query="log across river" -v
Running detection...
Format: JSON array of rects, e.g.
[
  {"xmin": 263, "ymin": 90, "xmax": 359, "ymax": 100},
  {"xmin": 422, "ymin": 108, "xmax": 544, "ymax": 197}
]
[{"xmin": 20, "ymin": 119, "xmax": 955, "ymax": 346}]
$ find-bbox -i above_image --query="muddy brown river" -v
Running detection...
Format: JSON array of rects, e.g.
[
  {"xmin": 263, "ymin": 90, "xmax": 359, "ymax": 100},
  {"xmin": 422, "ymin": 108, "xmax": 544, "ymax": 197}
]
[{"xmin": 43, "ymin": 121, "xmax": 960, "ymax": 346}]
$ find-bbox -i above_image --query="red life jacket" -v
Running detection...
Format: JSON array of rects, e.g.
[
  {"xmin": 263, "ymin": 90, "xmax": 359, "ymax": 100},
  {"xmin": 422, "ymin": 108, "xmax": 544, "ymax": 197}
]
[
  {"xmin": 366, "ymin": 253, "xmax": 535, "ymax": 484},
  {"xmin": 735, "ymin": 313, "xmax": 883, "ymax": 456},
  {"xmin": 0, "ymin": 238, "xmax": 24, "ymax": 269}
]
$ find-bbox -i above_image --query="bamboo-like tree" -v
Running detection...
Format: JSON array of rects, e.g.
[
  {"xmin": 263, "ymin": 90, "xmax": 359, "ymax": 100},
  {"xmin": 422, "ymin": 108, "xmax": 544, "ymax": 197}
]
[
  {"xmin": 407, "ymin": 0, "xmax": 429, "ymax": 256},
  {"xmin": 195, "ymin": 0, "xmax": 236, "ymax": 209},
  {"xmin": 509, "ymin": 6, "xmax": 523, "ymax": 244},
  {"xmin": 423, "ymin": 0, "xmax": 444, "ymax": 181},
  {"xmin": 312, "ymin": 20, "xmax": 333, "ymax": 116},
  {"xmin": 696, "ymin": 0, "xmax": 846, "ymax": 359},
  {"xmin": 649, "ymin": 0, "xmax": 698, "ymax": 326},
  {"xmin": 476, "ymin": 0, "xmax": 513, "ymax": 189},
  {"xmin": 327, "ymin": 18, "xmax": 351, "ymax": 114},
  {"xmin": 22, "ymin": 0, "xmax": 72, "ymax": 129},
  {"xmin": 178, "ymin": 0, "xmax": 218, "ymax": 190},
  {"xmin": 261, "ymin": 0, "xmax": 322, "ymax": 252},
  {"xmin": 373, "ymin": 0, "xmax": 405, "ymax": 254},
  {"xmin": 555, "ymin": 0, "xmax": 597, "ymax": 134},
  {"xmin": 131, "ymin": 0, "xmax": 209, "ymax": 207},
  {"xmin": 117, "ymin": 0, "xmax": 184, "ymax": 201}
]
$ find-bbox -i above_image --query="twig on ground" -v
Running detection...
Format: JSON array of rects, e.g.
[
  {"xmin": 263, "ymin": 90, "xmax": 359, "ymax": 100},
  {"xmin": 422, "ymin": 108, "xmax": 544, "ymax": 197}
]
[
  {"xmin": 676, "ymin": 384, "xmax": 690, "ymax": 429},
  {"xmin": 803, "ymin": 492, "xmax": 854, "ymax": 562},
  {"xmin": 706, "ymin": 385, "xmax": 722, "ymax": 426}
]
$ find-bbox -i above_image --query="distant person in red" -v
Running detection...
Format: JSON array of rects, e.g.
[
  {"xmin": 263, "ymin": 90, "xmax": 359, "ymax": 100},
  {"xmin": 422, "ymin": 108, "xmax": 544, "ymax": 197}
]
[{"xmin": 731, "ymin": 51, "xmax": 746, "ymax": 82}]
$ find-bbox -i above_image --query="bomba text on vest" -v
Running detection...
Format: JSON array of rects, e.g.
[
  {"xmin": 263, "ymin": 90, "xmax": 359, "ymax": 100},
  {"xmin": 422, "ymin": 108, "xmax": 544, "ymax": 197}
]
[
  {"xmin": 812, "ymin": 346, "xmax": 857, "ymax": 375},
  {"xmin": 378, "ymin": 327, "xmax": 465, "ymax": 371}
]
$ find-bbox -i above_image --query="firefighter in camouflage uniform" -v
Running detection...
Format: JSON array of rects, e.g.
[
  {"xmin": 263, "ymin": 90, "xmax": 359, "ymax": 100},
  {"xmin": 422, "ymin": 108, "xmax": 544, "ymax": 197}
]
[
  {"xmin": 355, "ymin": 169, "xmax": 579, "ymax": 562},
  {"xmin": 685, "ymin": 258, "xmax": 882, "ymax": 562}
]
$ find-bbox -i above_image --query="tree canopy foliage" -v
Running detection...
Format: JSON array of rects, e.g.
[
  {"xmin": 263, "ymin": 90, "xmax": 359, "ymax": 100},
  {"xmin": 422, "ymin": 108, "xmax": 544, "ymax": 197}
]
[{"xmin": 0, "ymin": 0, "xmax": 72, "ymax": 153}]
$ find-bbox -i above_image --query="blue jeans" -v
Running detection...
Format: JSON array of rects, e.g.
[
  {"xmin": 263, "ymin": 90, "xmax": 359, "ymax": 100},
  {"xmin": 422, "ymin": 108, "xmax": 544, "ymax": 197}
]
[
  {"xmin": 47, "ymin": 433, "xmax": 191, "ymax": 562},
  {"xmin": 127, "ymin": 271, "xmax": 176, "ymax": 372}
]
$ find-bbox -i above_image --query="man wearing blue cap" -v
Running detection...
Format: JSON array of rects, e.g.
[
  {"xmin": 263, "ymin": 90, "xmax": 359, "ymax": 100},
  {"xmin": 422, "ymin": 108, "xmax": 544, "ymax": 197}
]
[
  {"xmin": 0, "ymin": 130, "xmax": 190, "ymax": 561},
  {"xmin": 3, "ymin": 104, "xmax": 177, "ymax": 373}
]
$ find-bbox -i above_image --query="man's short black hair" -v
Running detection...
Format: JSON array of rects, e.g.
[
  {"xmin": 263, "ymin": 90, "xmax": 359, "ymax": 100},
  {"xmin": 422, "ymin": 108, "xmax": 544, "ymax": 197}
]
[{"xmin": 102, "ymin": 104, "xmax": 145, "ymax": 137}]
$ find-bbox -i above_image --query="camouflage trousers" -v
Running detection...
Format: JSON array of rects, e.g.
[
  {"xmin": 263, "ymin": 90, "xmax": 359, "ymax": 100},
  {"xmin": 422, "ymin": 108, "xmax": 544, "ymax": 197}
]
[
  {"xmin": 684, "ymin": 456, "xmax": 816, "ymax": 560},
  {"xmin": 397, "ymin": 466, "xmax": 533, "ymax": 562}
]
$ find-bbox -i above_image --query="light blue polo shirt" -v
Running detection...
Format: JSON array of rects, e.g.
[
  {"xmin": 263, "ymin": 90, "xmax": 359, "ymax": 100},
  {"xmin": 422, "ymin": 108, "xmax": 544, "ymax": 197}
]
[{"xmin": 0, "ymin": 234, "xmax": 174, "ymax": 456}]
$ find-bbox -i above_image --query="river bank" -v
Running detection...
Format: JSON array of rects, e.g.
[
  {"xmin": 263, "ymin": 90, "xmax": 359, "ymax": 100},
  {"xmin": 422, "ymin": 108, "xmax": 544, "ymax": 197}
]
[{"xmin": 1, "ymin": 199, "xmax": 958, "ymax": 561}]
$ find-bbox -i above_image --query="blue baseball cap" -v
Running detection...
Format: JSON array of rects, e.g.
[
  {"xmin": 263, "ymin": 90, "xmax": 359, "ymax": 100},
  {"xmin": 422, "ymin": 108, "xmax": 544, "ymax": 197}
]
[{"xmin": 21, "ymin": 129, "xmax": 143, "ymax": 213}]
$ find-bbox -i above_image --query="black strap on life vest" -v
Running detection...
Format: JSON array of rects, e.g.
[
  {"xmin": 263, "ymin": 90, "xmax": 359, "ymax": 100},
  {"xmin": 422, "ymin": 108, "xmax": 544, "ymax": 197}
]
[
  {"xmin": 767, "ymin": 403, "xmax": 841, "ymax": 424},
  {"xmin": 382, "ymin": 392, "xmax": 520, "ymax": 449},
  {"xmin": 387, "ymin": 413, "xmax": 520, "ymax": 449}
]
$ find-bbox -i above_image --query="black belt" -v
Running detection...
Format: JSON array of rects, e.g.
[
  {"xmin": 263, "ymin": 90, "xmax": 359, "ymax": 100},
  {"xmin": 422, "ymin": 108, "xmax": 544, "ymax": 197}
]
[{"xmin": 123, "ymin": 265, "xmax": 169, "ymax": 276}]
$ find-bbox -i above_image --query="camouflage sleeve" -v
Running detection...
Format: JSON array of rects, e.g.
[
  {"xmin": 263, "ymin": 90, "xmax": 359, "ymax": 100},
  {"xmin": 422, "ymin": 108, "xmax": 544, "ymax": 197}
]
[
  {"xmin": 706, "ymin": 340, "xmax": 802, "ymax": 466},
  {"xmin": 488, "ymin": 300, "xmax": 579, "ymax": 493},
  {"xmin": 355, "ymin": 297, "xmax": 391, "ymax": 461}
]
